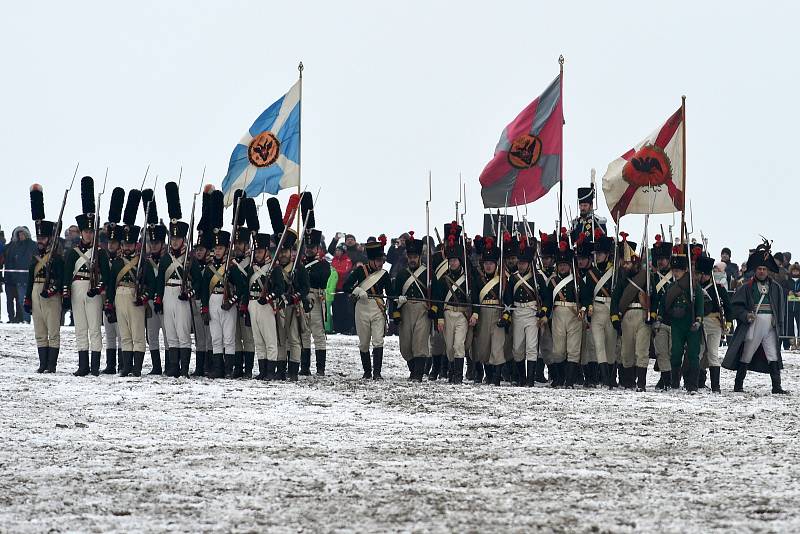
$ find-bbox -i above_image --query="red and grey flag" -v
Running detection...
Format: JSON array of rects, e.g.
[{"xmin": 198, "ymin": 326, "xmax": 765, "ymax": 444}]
[
  {"xmin": 602, "ymin": 107, "xmax": 685, "ymax": 222},
  {"xmin": 479, "ymin": 75, "xmax": 563, "ymax": 208}
]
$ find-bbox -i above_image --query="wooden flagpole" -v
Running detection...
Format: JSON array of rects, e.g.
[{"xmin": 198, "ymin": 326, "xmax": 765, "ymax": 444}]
[
  {"xmin": 558, "ymin": 55, "xmax": 565, "ymax": 232},
  {"xmin": 680, "ymin": 95, "xmax": 686, "ymax": 244},
  {"xmin": 297, "ymin": 61, "xmax": 304, "ymax": 235}
]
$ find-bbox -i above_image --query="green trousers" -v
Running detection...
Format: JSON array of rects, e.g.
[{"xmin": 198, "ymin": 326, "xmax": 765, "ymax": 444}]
[{"xmin": 670, "ymin": 317, "xmax": 701, "ymax": 370}]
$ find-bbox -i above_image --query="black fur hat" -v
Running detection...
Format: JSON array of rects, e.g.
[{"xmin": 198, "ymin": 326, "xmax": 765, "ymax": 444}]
[
  {"xmin": 107, "ymin": 187, "xmax": 125, "ymax": 225},
  {"xmin": 232, "ymin": 189, "xmax": 246, "ymax": 226},
  {"xmin": 30, "ymin": 184, "xmax": 45, "ymax": 221},
  {"xmin": 123, "ymin": 189, "xmax": 142, "ymax": 226},
  {"xmin": 141, "ymin": 188, "xmax": 159, "ymax": 225},
  {"xmin": 244, "ymin": 198, "xmax": 259, "ymax": 233},
  {"xmin": 267, "ymin": 197, "xmax": 284, "ymax": 234},
  {"xmin": 80, "ymin": 176, "xmax": 95, "ymax": 215},
  {"xmin": 209, "ymin": 189, "xmax": 224, "ymax": 231},
  {"xmin": 300, "ymin": 191, "xmax": 315, "ymax": 230},
  {"xmin": 197, "ymin": 184, "xmax": 215, "ymax": 237},
  {"xmin": 165, "ymin": 181, "xmax": 182, "ymax": 221}
]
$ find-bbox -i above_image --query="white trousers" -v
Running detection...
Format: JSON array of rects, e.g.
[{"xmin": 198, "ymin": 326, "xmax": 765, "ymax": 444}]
[
  {"xmin": 512, "ymin": 306, "xmax": 539, "ymax": 362},
  {"xmin": 590, "ymin": 302, "xmax": 617, "ymax": 365},
  {"xmin": 301, "ymin": 291, "xmax": 327, "ymax": 350},
  {"xmin": 741, "ymin": 314, "xmax": 779, "ymax": 363},
  {"xmin": 701, "ymin": 318, "xmax": 723, "ymax": 367},
  {"xmin": 116, "ymin": 286, "xmax": 146, "ymax": 353},
  {"xmin": 249, "ymin": 300, "xmax": 278, "ymax": 361},
  {"xmin": 71, "ymin": 279, "xmax": 103, "ymax": 351},
  {"xmin": 104, "ymin": 308, "xmax": 120, "ymax": 350},
  {"xmin": 163, "ymin": 285, "xmax": 192, "ymax": 349},
  {"xmin": 32, "ymin": 282, "xmax": 61, "ymax": 348},
  {"xmin": 355, "ymin": 298, "xmax": 385, "ymax": 352},
  {"xmin": 209, "ymin": 293, "xmax": 237, "ymax": 354}
]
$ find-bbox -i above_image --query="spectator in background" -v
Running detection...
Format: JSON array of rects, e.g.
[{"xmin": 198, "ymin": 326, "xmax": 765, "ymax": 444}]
[
  {"xmin": 784, "ymin": 263, "xmax": 800, "ymax": 351},
  {"xmin": 331, "ymin": 244, "xmax": 355, "ymax": 334},
  {"xmin": 5, "ymin": 226, "xmax": 37, "ymax": 323},
  {"xmin": 720, "ymin": 247, "xmax": 740, "ymax": 286},
  {"xmin": 387, "ymin": 233, "xmax": 409, "ymax": 279},
  {"xmin": 66, "ymin": 225, "xmax": 80, "ymax": 247},
  {"xmin": 327, "ymin": 233, "xmax": 367, "ymax": 266},
  {"xmin": 774, "ymin": 252, "xmax": 789, "ymax": 284},
  {"xmin": 0, "ymin": 227, "xmax": 6, "ymax": 321}
]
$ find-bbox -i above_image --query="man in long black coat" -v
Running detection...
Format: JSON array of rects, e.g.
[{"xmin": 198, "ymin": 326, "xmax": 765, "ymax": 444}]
[{"xmin": 722, "ymin": 241, "xmax": 788, "ymax": 394}]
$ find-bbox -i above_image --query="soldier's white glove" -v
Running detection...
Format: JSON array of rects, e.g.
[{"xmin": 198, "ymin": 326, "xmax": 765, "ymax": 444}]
[
  {"xmin": 690, "ymin": 321, "xmax": 701, "ymax": 332},
  {"xmin": 352, "ymin": 287, "xmax": 368, "ymax": 300},
  {"xmin": 747, "ymin": 312, "xmax": 756, "ymax": 324},
  {"xmin": 396, "ymin": 295, "xmax": 408, "ymax": 306},
  {"xmin": 652, "ymin": 320, "xmax": 662, "ymax": 330}
]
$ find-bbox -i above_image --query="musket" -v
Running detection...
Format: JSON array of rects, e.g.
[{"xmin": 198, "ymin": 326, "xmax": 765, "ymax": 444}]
[
  {"xmin": 497, "ymin": 192, "xmax": 507, "ymax": 303},
  {"xmin": 434, "ymin": 227, "xmax": 443, "ymax": 246},
  {"xmin": 702, "ymin": 230, "xmax": 726, "ymax": 330},
  {"xmin": 222, "ymin": 190, "xmax": 245, "ymax": 304},
  {"xmin": 88, "ymin": 168, "xmax": 109, "ymax": 290},
  {"xmin": 258, "ymin": 190, "xmax": 305, "ymax": 302},
  {"xmin": 461, "ymin": 183, "xmax": 470, "ymax": 300},
  {"xmin": 181, "ymin": 166, "xmax": 205, "ymax": 295},
  {"xmin": 426, "ymin": 171, "xmax": 432, "ymax": 306},
  {"xmin": 520, "ymin": 217, "xmax": 543, "ymax": 308},
  {"xmin": 565, "ymin": 228, "xmax": 584, "ymax": 323},
  {"xmin": 44, "ymin": 162, "xmax": 79, "ymax": 293},
  {"xmin": 683, "ymin": 221, "xmax": 695, "ymax": 306},
  {"xmin": 177, "ymin": 166, "xmax": 183, "ymax": 189},
  {"xmin": 140, "ymin": 164, "xmax": 151, "ymax": 189},
  {"xmin": 136, "ymin": 192, "xmax": 154, "ymax": 302}
]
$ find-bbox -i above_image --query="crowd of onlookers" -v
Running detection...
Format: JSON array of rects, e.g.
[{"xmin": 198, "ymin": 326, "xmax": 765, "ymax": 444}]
[{"xmin": 2, "ymin": 224, "xmax": 799, "ymax": 349}]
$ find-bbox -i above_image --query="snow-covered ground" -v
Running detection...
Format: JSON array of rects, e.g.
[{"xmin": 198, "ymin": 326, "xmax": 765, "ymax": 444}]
[{"xmin": 1, "ymin": 323, "xmax": 799, "ymax": 533}]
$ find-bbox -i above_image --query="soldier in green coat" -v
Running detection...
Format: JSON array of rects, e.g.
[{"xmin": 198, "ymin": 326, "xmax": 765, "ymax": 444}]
[{"xmin": 656, "ymin": 251, "xmax": 704, "ymax": 393}]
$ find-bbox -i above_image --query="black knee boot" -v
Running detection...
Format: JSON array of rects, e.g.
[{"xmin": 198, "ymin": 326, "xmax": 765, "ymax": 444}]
[
  {"xmin": 441, "ymin": 357, "xmax": 451, "ymax": 382},
  {"xmin": 535, "ymin": 359, "xmax": 547, "ymax": 383},
  {"xmin": 372, "ymin": 347, "xmax": 383, "ymax": 380},
  {"xmin": 599, "ymin": 362, "xmax": 610, "ymax": 388},
  {"xmin": 90, "ymin": 351, "xmax": 101, "ymax": 376},
  {"xmin": 179, "ymin": 348, "xmax": 191, "ymax": 377},
  {"xmin": 315, "ymin": 349, "xmax": 326, "ymax": 376},
  {"xmin": 231, "ymin": 352, "xmax": 243, "ymax": 379},
  {"xmin": 685, "ymin": 366, "xmax": 698, "ymax": 394},
  {"xmin": 208, "ymin": 354, "xmax": 224, "ymax": 379},
  {"xmin": 671, "ymin": 367, "xmax": 682, "ymax": 389},
  {"xmin": 36, "ymin": 347, "xmax": 48, "ymax": 373},
  {"xmin": 734, "ymin": 361, "xmax": 747, "ymax": 392},
  {"xmin": 515, "ymin": 361, "xmax": 526, "ymax": 387},
  {"xmin": 429, "ymin": 355, "xmax": 441, "ymax": 381},
  {"xmin": 465, "ymin": 357, "xmax": 474, "ymax": 381},
  {"xmin": 473, "ymin": 362, "xmax": 484, "ymax": 384},
  {"xmin": 288, "ymin": 361, "xmax": 300, "ymax": 382},
  {"xmin": 657, "ymin": 371, "xmax": 671, "ymax": 391},
  {"xmin": 300, "ymin": 349, "xmax": 312, "ymax": 376},
  {"xmin": 769, "ymin": 361, "xmax": 789, "ymax": 394},
  {"xmin": 360, "ymin": 351, "xmax": 372, "ymax": 379},
  {"xmin": 635, "ymin": 366, "xmax": 647, "ymax": 392},
  {"xmin": 264, "ymin": 360, "xmax": 277, "ymax": 381},
  {"xmin": 413, "ymin": 357, "xmax": 425, "ymax": 382},
  {"xmin": 255, "ymin": 359, "xmax": 267, "ymax": 380},
  {"xmin": 132, "ymin": 352, "xmax": 145, "ymax": 377},
  {"xmin": 74, "ymin": 350, "xmax": 90, "ymax": 376},
  {"xmin": 526, "ymin": 361, "xmax": 537, "ymax": 387},
  {"xmin": 564, "ymin": 362, "xmax": 578, "ymax": 389},
  {"xmin": 119, "ymin": 351, "xmax": 131, "ymax": 377},
  {"xmin": 150, "ymin": 350, "xmax": 163, "ymax": 375},
  {"xmin": 276, "ymin": 360, "xmax": 287, "ymax": 381},
  {"xmin": 101, "ymin": 349, "xmax": 117, "ymax": 374},
  {"xmin": 424, "ymin": 357, "xmax": 432, "ymax": 376},
  {"xmin": 698, "ymin": 368, "xmax": 708, "ymax": 389},
  {"xmin": 46, "ymin": 347, "xmax": 59, "ymax": 373},
  {"xmin": 192, "ymin": 351, "xmax": 206, "ymax": 377},
  {"xmin": 710, "ymin": 366, "xmax": 721, "ymax": 393},
  {"xmin": 243, "ymin": 352, "xmax": 255, "ymax": 378},
  {"xmin": 452, "ymin": 358, "xmax": 464, "ymax": 384}
]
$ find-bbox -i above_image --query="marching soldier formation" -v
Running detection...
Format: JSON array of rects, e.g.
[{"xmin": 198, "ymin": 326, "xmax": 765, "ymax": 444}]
[{"xmin": 24, "ymin": 179, "xmax": 791, "ymax": 395}]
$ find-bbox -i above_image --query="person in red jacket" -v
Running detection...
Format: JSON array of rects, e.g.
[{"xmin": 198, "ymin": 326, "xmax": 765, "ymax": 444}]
[{"xmin": 331, "ymin": 245, "xmax": 355, "ymax": 334}]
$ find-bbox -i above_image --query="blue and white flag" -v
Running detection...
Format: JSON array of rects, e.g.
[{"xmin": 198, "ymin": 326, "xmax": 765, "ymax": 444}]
[{"xmin": 222, "ymin": 80, "xmax": 301, "ymax": 205}]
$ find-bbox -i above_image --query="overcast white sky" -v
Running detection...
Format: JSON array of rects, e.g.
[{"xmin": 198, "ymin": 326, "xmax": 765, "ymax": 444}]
[{"xmin": 1, "ymin": 1, "xmax": 797, "ymax": 264}]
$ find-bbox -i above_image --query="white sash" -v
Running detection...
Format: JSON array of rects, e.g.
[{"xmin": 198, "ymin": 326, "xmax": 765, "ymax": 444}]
[
  {"xmin": 435, "ymin": 261, "xmax": 448, "ymax": 280},
  {"xmin": 72, "ymin": 247, "xmax": 91, "ymax": 277},
  {"xmin": 478, "ymin": 276, "xmax": 500, "ymax": 302},
  {"xmin": 400, "ymin": 265, "xmax": 426, "ymax": 297},
  {"xmin": 552, "ymin": 274, "xmax": 574, "ymax": 300},
  {"xmin": 236, "ymin": 257, "xmax": 250, "ymax": 275},
  {"xmin": 250, "ymin": 263, "xmax": 270, "ymax": 290},
  {"xmin": 444, "ymin": 273, "xmax": 467, "ymax": 304},
  {"xmin": 656, "ymin": 271, "xmax": 673, "ymax": 293},
  {"xmin": 359, "ymin": 269, "xmax": 385, "ymax": 293},
  {"xmin": 305, "ymin": 259, "xmax": 319, "ymax": 270},
  {"xmin": 592, "ymin": 268, "xmax": 614, "ymax": 299},
  {"xmin": 514, "ymin": 271, "xmax": 537, "ymax": 297},
  {"xmin": 164, "ymin": 253, "xmax": 185, "ymax": 282}
]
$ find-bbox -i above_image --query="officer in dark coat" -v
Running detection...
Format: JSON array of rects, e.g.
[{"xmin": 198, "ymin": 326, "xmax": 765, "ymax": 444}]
[
  {"xmin": 722, "ymin": 240, "xmax": 788, "ymax": 394},
  {"xmin": 570, "ymin": 185, "xmax": 606, "ymax": 243}
]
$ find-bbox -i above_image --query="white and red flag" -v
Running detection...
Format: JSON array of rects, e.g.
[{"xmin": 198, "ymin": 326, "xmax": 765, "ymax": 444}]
[{"xmin": 601, "ymin": 107, "xmax": 684, "ymax": 222}]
